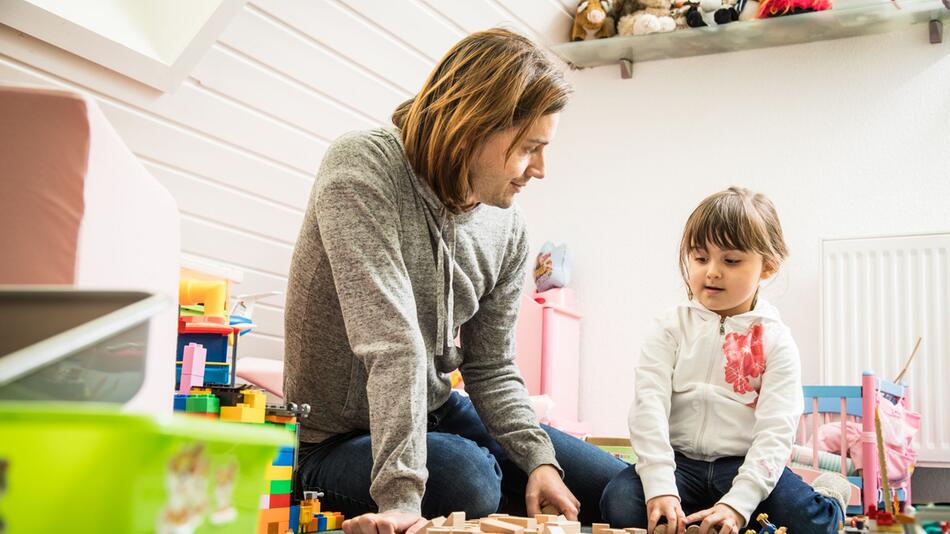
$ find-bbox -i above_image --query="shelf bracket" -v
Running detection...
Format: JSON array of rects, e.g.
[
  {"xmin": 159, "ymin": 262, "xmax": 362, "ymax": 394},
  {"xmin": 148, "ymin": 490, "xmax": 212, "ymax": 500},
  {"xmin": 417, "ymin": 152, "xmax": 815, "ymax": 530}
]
[
  {"xmin": 930, "ymin": 19, "xmax": 943, "ymax": 44},
  {"xmin": 619, "ymin": 58, "xmax": 633, "ymax": 79}
]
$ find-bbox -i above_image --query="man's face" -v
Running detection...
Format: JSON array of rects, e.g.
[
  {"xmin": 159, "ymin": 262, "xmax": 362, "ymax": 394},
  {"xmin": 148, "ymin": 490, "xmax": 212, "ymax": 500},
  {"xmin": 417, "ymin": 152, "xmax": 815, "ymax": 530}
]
[{"xmin": 468, "ymin": 113, "xmax": 560, "ymax": 209}]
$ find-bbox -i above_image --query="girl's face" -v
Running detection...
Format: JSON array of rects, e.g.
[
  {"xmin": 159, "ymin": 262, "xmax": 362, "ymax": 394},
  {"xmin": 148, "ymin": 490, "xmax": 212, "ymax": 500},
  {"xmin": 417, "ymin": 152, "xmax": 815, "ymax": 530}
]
[{"xmin": 687, "ymin": 242, "xmax": 774, "ymax": 318}]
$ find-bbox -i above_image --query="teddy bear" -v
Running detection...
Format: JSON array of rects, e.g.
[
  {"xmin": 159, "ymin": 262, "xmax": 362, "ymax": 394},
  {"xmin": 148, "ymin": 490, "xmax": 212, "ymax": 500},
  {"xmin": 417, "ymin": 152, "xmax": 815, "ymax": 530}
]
[
  {"xmin": 671, "ymin": 0, "xmax": 721, "ymax": 27},
  {"xmin": 614, "ymin": 0, "xmax": 676, "ymax": 36},
  {"xmin": 571, "ymin": 0, "xmax": 617, "ymax": 41}
]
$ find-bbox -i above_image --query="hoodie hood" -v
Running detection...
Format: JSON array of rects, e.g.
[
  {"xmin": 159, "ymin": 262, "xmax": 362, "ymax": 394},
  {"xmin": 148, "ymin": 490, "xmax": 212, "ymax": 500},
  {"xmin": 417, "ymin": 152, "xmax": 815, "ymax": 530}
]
[{"xmin": 390, "ymin": 127, "xmax": 481, "ymax": 357}]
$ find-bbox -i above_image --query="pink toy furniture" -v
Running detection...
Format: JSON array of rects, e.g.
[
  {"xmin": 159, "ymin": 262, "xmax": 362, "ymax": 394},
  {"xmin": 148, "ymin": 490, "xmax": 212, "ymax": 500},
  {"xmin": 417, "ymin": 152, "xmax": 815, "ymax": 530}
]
[
  {"xmin": 791, "ymin": 372, "xmax": 914, "ymax": 515},
  {"xmin": 0, "ymin": 85, "xmax": 180, "ymax": 414},
  {"xmin": 515, "ymin": 288, "xmax": 589, "ymax": 435}
]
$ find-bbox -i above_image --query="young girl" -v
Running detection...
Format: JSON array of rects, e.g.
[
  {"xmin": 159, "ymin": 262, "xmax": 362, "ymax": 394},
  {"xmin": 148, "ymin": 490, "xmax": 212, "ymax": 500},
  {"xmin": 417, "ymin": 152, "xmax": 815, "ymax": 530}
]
[{"xmin": 600, "ymin": 187, "xmax": 851, "ymax": 534}]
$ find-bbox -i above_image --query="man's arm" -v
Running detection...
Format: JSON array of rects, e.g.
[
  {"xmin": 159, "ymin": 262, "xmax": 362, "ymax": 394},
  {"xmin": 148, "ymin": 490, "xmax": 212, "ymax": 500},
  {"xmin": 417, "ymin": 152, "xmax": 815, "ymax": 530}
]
[
  {"xmin": 313, "ymin": 134, "xmax": 428, "ymax": 514},
  {"xmin": 458, "ymin": 223, "xmax": 559, "ymax": 475}
]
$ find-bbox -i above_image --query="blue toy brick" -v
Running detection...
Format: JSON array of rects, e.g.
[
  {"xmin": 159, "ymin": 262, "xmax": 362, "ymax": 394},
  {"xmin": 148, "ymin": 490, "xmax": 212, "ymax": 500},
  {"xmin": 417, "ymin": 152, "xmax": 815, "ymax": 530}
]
[
  {"xmin": 203, "ymin": 366, "xmax": 231, "ymax": 385},
  {"xmin": 290, "ymin": 505, "xmax": 300, "ymax": 533},
  {"xmin": 273, "ymin": 449, "xmax": 294, "ymax": 467},
  {"xmin": 173, "ymin": 394, "xmax": 188, "ymax": 412},
  {"xmin": 176, "ymin": 333, "xmax": 229, "ymax": 364},
  {"xmin": 316, "ymin": 513, "xmax": 327, "ymax": 532}
]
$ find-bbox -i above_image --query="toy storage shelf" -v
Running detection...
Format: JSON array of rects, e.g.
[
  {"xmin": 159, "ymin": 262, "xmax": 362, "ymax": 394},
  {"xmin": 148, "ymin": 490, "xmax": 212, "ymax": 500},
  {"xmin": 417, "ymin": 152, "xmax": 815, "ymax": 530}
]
[{"xmin": 550, "ymin": 0, "xmax": 950, "ymax": 78}]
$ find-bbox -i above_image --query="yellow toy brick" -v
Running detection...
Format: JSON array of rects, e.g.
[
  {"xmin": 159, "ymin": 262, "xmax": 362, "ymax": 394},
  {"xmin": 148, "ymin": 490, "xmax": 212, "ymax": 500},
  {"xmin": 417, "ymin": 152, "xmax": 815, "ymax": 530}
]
[
  {"xmin": 265, "ymin": 465, "xmax": 293, "ymax": 481},
  {"xmin": 221, "ymin": 403, "xmax": 265, "ymax": 424},
  {"xmin": 245, "ymin": 389, "xmax": 266, "ymax": 409}
]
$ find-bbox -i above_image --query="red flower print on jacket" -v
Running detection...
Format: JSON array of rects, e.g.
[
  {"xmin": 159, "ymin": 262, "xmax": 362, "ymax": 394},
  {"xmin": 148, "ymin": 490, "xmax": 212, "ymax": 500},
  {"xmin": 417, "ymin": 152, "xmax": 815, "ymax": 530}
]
[{"xmin": 723, "ymin": 323, "xmax": 766, "ymax": 404}]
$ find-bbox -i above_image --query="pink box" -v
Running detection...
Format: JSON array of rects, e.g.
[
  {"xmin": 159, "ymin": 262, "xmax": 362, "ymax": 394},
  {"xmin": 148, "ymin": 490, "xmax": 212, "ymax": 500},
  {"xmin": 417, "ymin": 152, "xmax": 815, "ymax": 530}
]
[{"xmin": 515, "ymin": 288, "xmax": 587, "ymax": 432}]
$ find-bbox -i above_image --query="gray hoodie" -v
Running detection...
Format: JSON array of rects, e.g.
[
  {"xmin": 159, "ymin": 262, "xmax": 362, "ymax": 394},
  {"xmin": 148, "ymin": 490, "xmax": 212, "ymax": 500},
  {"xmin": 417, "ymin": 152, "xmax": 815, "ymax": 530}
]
[{"xmin": 284, "ymin": 127, "xmax": 559, "ymax": 515}]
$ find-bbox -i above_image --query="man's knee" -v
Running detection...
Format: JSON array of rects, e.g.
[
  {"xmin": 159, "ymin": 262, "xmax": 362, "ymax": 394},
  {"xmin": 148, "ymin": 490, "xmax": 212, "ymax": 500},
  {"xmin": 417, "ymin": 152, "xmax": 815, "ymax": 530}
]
[
  {"xmin": 600, "ymin": 467, "xmax": 647, "ymax": 527},
  {"xmin": 426, "ymin": 437, "xmax": 502, "ymax": 517}
]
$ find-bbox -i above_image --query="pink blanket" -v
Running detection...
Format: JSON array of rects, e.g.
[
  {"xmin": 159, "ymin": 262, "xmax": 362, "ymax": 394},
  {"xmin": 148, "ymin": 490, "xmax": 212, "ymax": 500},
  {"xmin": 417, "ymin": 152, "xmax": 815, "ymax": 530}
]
[{"xmin": 816, "ymin": 394, "xmax": 919, "ymax": 483}]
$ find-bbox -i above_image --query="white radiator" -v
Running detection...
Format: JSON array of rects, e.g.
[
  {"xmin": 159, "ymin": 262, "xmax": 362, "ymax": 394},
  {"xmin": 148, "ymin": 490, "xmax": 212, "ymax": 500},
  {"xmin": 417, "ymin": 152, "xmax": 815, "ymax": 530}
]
[{"xmin": 821, "ymin": 232, "xmax": 950, "ymax": 467}]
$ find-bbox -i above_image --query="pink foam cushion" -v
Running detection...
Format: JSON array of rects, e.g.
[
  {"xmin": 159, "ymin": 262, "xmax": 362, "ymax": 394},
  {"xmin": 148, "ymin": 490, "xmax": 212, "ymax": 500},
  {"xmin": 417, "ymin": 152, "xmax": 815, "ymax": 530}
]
[{"xmin": 0, "ymin": 87, "xmax": 89, "ymax": 284}]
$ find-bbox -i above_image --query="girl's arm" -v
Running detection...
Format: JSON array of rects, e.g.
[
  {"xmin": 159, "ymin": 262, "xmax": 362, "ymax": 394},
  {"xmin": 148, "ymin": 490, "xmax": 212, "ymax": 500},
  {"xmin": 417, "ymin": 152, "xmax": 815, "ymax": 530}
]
[
  {"xmin": 630, "ymin": 316, "xmax": 680, "ymax": 502},
  {"xmin": 717, "ymin": 329, "xmax": 804, "ymax": 525}
]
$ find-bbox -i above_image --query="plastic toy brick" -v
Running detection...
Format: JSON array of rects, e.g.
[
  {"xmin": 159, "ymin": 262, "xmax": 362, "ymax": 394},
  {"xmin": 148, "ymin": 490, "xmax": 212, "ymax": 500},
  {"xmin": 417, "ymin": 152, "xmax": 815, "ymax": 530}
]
[
  {"xmin": 265, "ymin": 465, "xmax": 293, "ymax": 481},
  {"xmin": 210, "ymin": 385, "xmax": 245, "ymax": 407},
  {"xmin": 185, "ymin": 394, "xmax": 220, "ymax": 414},
  {"xmin": 273, "ymin": 448, "xmax": 294, "ymax": 467},
  {"xmin": 266, "ymin": 414, "xmax": 297, "ymax": 425},
  {"xmin": 220, "ymin": 403, "xmax": 265, "ymax": 424},
  {"xmin": 180, "ymin": 342, "xmax": 206, "ymax": 377},
  {"xmin": 269, "ymin": 479, "xmax": 292, "ymax": 494},
  {"xmin": 203, "ymin": 365, "xmax": 231, "ymax": 385},
  {"xmin": 316, "ymin": 513, "xmax": 327, "ymax": 531},
  {"xmin": 244, "ymin": 389, "xmax": 266, "ymax": 409},
  {"xmin": 259, "ymin": 507, "xmax": 291, "ymax": 522},
  {"xmin": 290, "ymin": 505, "xmax": 300, "ymax": 533},
  {"xmin": 173, "ymin": 394, "xmax": 188, "ymax": 411},
  {"xmin": 269, "ymin": 493, "xmax": 291, "ymax": 508}
]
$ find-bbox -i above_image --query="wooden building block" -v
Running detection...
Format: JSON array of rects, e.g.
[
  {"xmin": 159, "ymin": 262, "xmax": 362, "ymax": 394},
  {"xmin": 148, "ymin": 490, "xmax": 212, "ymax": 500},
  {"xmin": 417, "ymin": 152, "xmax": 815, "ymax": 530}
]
[
  {"xmin": 444, "ymin": 512, "xmax": 466, "ymax": 527},
  {"xmin": 480, "ymin": 518, "xmax": 525, "ymax": 534},
  {"xmin": 547, "ymin": 520, "xmax": 579, "ymax": 534},
  {"xmin": 496, "ymin": 516, "xmax": 537, "ymax": 530}
]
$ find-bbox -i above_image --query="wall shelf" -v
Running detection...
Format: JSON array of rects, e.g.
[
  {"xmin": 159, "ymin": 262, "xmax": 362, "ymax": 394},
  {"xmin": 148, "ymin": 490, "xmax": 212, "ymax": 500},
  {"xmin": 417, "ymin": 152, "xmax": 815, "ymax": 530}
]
[{"xmin": 550, "ymin": 0, "xmax": 950, "ymax": 78}]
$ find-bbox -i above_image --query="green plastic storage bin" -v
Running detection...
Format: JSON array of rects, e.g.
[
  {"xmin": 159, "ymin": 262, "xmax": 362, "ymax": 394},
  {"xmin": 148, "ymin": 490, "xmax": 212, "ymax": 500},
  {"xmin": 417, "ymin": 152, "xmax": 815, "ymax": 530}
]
[{"xmin": 0, "ymin": 403, "xmax": 293, "ymax": 533}]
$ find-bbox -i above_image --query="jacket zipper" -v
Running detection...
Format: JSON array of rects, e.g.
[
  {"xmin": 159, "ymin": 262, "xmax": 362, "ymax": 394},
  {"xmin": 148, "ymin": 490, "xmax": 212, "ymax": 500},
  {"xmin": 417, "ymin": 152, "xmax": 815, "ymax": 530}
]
[{"xmin": 695, "ymin": 315, "xmax": 726, "ymax": 456}]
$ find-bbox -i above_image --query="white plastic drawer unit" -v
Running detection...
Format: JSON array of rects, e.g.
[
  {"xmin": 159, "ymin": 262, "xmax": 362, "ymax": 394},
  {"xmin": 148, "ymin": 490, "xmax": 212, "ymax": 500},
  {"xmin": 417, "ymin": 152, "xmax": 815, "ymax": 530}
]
[{"xmin": 0, "ymin": 288, "xmax": 166, "ymax": 403}]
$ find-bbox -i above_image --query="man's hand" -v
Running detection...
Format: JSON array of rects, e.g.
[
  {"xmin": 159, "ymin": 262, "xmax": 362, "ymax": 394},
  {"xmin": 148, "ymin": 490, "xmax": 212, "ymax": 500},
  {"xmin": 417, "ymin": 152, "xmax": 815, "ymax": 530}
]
[
  {"xmin": 342, "ymin": 511, "xmax": 429, "ymax": 534},
  {"xmin": 646, "ymin": 495, "xmax": 686, "ymax": 534},
  {"xmin": 684, "ymin": 503, "xmax": 745, "ymax": 534},
  {"xmin": 525, "ymin": 464, "xmax": 580, "ymax": 520}
]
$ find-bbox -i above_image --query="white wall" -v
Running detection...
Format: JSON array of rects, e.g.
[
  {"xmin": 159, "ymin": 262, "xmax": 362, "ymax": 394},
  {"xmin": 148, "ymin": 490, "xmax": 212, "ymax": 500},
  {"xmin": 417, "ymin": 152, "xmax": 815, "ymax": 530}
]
[
  {"xmin": 4, "ymin": 1, "xmax": 948, "ymax": 438},
  {"xmin": 519, "ymin": 27, "xmax": 950, "ymax": 436},
  {"xmin": 0, "ymin": 0, "xmax": 574, "ymax": 362}
]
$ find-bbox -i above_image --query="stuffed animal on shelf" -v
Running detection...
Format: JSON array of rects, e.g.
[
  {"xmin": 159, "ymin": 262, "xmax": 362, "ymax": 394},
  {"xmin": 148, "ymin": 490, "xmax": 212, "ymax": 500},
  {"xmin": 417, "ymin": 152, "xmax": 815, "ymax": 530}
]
[
  {"xmin": 756, "ymin": 0, "xmax": 830, "ymax": 17},
  {"xmin": 713, "ymin": 0, "xmax": 753, "ymax": 24},
  {"xmin": 571, "ymin": 0, "xmax": 617, "ymax": 40},
  {"xmin": 671, "ymin": 0, "xmax": 721, "ymax": 28},
  {"xmin": 615, "ymin": 0, "xmax": 677, "ymax": 35}
]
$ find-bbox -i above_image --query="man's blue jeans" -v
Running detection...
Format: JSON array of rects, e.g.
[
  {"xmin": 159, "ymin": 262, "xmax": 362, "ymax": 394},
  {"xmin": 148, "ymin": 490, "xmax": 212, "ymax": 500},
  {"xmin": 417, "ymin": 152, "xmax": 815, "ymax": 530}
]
[
  {"xmin": 600, "ymin": 451, "xmax": 844, "ymax": 533},
  {"xmin": 296, "ymin": 391, "xmax": 627, "ymax": 523}
]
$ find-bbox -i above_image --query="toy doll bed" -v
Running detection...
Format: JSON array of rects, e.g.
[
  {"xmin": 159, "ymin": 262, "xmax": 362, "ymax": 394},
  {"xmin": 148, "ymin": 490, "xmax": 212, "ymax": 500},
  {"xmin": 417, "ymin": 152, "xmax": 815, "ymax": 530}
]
[{"xmin": 790, "ymin": 372, "xmax": 915, "ymax": 515}]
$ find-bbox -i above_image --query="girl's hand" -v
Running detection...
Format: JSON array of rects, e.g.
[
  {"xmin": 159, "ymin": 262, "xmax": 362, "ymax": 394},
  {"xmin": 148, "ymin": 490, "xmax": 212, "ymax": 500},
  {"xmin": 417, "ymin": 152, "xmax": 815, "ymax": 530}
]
[
  {"xmin": 684, "ymin": 503, "xmax": 745, "ymax": 534},
  {"xmin": 646, "ymin": 495, "xmax": 686, "ymax": 534}
]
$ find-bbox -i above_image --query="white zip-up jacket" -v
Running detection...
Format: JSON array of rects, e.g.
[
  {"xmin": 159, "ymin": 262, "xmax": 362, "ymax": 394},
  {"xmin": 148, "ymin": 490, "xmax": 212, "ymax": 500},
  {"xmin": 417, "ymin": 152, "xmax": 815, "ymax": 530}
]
[{"xmin": 629, "ymin": 298, "xmax": 804, "ymax": 524}]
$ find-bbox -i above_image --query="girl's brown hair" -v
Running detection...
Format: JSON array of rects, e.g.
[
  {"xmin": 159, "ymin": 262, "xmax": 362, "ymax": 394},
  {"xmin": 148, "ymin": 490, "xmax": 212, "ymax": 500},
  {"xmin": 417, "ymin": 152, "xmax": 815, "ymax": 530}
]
[
  {"xmin": 679, "ymin": 187, "xmax": 789, "ymax": 293},
  {"xmin": 392, "ymin": 28, "xmax": 572, "ymax": 213}
]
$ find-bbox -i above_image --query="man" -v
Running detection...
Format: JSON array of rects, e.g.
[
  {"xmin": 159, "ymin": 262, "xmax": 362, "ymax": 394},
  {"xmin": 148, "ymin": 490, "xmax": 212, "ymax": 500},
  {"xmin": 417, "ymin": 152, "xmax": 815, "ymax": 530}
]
[{"xmin": 285, "ymin": 28, "xmax": 625, "ymax": 534}]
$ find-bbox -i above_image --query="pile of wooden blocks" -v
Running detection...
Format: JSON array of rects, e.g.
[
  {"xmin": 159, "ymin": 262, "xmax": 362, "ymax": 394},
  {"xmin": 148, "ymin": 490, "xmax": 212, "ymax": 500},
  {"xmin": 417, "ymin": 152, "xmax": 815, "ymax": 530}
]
[{"xmin": 419, "ymin": 512, "xmax": 580, "ymax": 534}]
